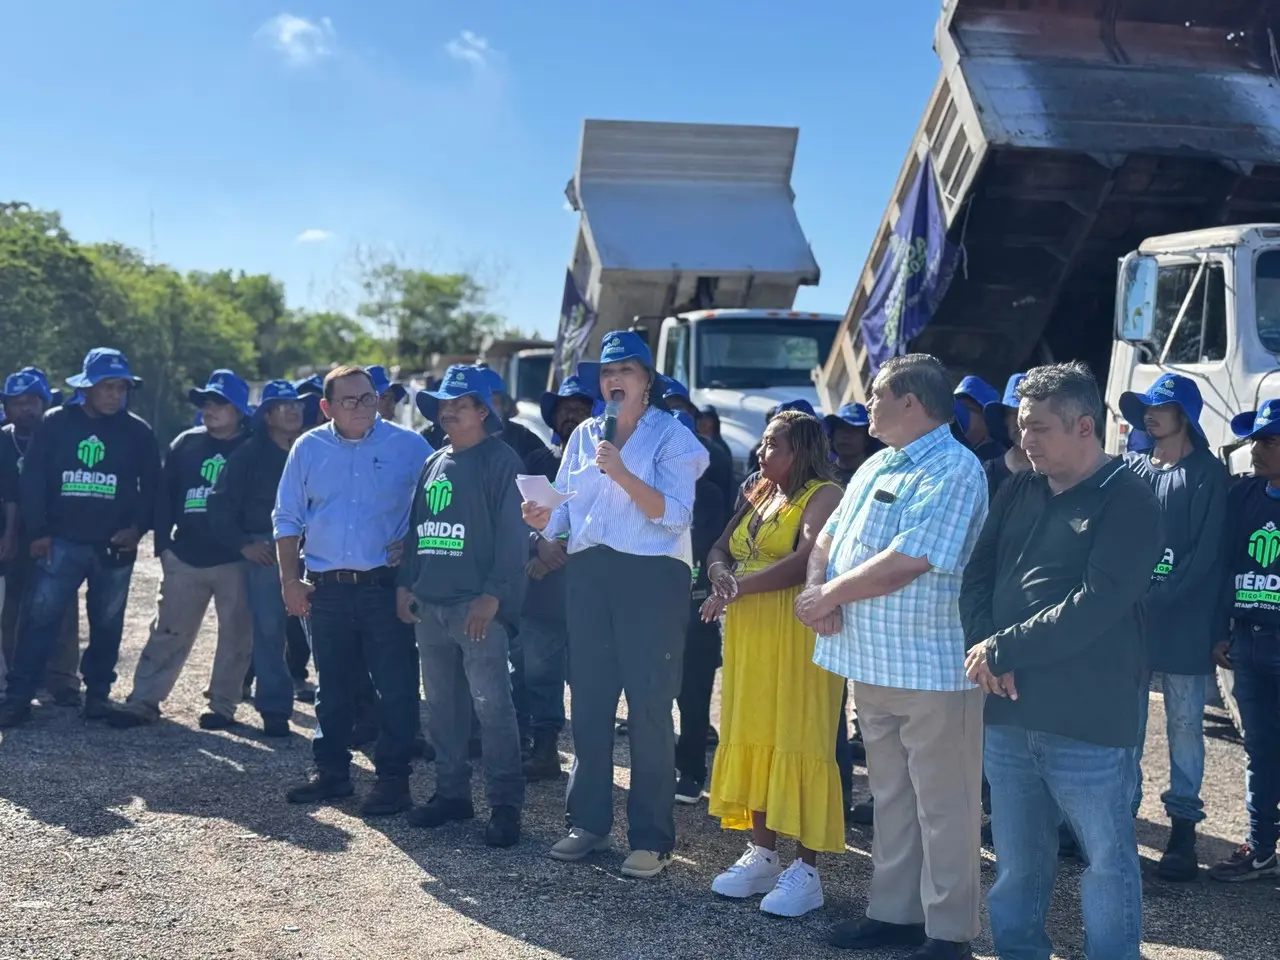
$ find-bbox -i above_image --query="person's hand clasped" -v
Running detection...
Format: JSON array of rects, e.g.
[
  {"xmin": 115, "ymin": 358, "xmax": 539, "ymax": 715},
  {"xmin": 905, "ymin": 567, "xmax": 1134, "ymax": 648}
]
[
  {"xmin": 29, "ymin": 536, "xmax": 52, "ymax": 561},
  {"xmin": 522, "ymin": 501, "xmax": 552, "ymax": 531},
  {"xmin": 595, "ymin": 440, "xmax": 630, "ymax": 480},
  {"xmin": 793, "ymin": 584, "xmax": 834, "ymax": 628},
  {"xmin": 386, "ymin": 539, "xmax": 405, "ymax": 567},
  {"xmin": 812, "ymin": 607, "xmax": 843, "ymax": 637},
  {"xmin": 1211, "ymin": 639, "xmax": 1232, "ymax": 670},
  {"xmin": 465, "ymin": 594, "xmax": 499, "ymax": 642},
  {"xmin": 965, "ymin": 640, "xmax": 1018, "ymax": 700},
  {"xmin": 536, "ymin": 537, "xmax": 568, "ymax": 571},
  {"xmin": 700, "ymin": 594, "xmax": 728, "ymax": 623},
  {"xmin": 241, "ymin": 541, "xmax": 275, "ymax": 566},
  {"xmin": 708, "ymin": 561, "xmax": 739, "ymax": 601},
  {"xmin": 526, "ymin": 558, "xmax": 548, "ymax": 581},
  {"xmin": 110, "ymin": 526, "xmax": 141, "ymax": 551},
  {"xmin": 283, "ymin": 577, "xmax": 315, "ymax": 618},
  {"xmin": 395, "ymin": 586, "xmax": 420, "ymax": 625}
]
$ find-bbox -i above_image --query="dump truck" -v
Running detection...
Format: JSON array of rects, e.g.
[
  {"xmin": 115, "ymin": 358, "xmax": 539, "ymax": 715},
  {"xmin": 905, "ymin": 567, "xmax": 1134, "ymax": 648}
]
[{"xmin": 560, "ymin": 118, "xmax": 839, "ymax": 475}]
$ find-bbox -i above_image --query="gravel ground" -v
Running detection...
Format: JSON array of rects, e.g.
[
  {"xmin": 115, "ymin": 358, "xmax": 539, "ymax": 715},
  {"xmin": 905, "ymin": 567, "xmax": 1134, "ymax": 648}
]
[{"xmin": 1, "ymin": 554, "xmax": 1278, "ymax": 960}]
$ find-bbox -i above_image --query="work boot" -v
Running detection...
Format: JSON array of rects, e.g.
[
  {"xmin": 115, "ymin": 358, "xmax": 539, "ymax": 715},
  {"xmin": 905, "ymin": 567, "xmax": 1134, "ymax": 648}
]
[
  {"xmin": 485, "ymin": 805, "xmax": 521, "ymax": 848},
  {"xmin": 407, "ymin": 794, "xmax": 475, "ymax": 828},
  {"xmin": 0, "ymin": 698, "xmax": 33, "ymax": 728},
  {"xmin": 1158, "ymin": 817, "xmax": 1200, "ymax": 882},
  {"xmin": 286, "ymin": 770, "xmax": 355, "ymax": 805},
  {"xmin": 82, "ymin": 697, "xmax": 115, "ymax": 721},
  {"xmin": 359, "ymin": 776, "xmax": 412, "ymax": 817},
  {"xmin": 50, "ymin": 687, "xmax": 83, "ymax": 708},
  {"xmin": 106, "ymin": 704, "xmax": 158, "ymax": 729},
  {"xmin": 522, "ymin": 730, "xmax": 561, "ymax": 781},
  {"xmin": 410, "ymin": 730, "xmax": 436, "ymax": 762},
  {"xmin": 199, "ymin": 711, "xmax": 238, "ymax": 731}
]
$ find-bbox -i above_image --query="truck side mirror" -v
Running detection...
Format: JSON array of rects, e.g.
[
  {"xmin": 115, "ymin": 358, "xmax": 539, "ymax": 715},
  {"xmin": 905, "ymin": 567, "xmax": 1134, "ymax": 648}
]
[{"xmin": 1118, "ymin": 255, "xmax": 1159, "ymax": 343}]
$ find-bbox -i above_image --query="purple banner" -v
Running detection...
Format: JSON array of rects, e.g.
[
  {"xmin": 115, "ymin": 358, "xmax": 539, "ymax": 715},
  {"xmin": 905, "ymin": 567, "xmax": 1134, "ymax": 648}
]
[
  {"xmin": 554, "ymin": 269, "xmax": 597, "ymax": 383},
  {"xmin": 859, "ymin": 154, "xmax": 958, "ymax": 374}
]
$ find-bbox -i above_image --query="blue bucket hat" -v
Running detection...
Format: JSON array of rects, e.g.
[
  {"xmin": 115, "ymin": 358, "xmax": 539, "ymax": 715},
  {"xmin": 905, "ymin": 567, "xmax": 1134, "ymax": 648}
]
[
  {"xmin": 576, "ymin": 330, "xmax": 654, "ymax": 394},
  {"xmin": 367, "ymin": 365, "xmax": 407, "ymax": 403},
  {"xmin": 1127, "ymin": 428, "xmax": 1154, "ymax": 453},
  {"xmin": 1232, "ymin": 399, "xmax": 1280, "ymax": 441},
  {"xmin": 954, "ymin": 375, "xmax": 999, "ymax": 410},
  {"xmin": 1119, "ymin": 373, "xmax": 1206, "ymax": 441},
  {"xmin": 477, "ymin": 366, "xmax": 506, "ymax": 396},
  {"xmin": 982, "ymin": 373, "xmax": 1028, "ymax": 448},
  {"xmin": 2, "ymin": 368, "xmax": 54, "ymax": 404},
  {"xmin": 953, "ymin": 399, "xmax": 971, "ymax": 435},
  {"xmin": 671, "ymin": 410, "xmax": 696, "ymax": 434},
  {"xmin": 294, "ymin": 374, "xmax": 324, "ymax": 397},
  {"xmin": 189, "ymin": 369, "xmax": 251, "ymax": 416},
  {"xmin": 65, "ymin": 347, "xmax": 141, "ymax": 389},
  {"xmin": 415, "ymin": 364, "xmax": 502, "ymax": 435},
  {"xmin": 253, "ymin": 379, "xmax": 301, "ymax": 421},
  {"xmin": 773, "ymin": 398, "xmax": 816, "ymax": 419},
  {"xmin": 540, "ymin": 374, "xmax": 594, "ymax": 432},
  {"xmin": 823, "ymin": 402, "xmax": 869, "ymax": 436}
]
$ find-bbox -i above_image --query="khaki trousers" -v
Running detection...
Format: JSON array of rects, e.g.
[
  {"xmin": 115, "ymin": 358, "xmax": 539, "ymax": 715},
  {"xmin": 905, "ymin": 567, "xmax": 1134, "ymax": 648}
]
[
  {"xmin": 126, "ymin": 553, "xmax": 252, "ymax": 720},
  {"xmin": 855, "ymin": 681, "xmax": 984, "ymax": 943}
]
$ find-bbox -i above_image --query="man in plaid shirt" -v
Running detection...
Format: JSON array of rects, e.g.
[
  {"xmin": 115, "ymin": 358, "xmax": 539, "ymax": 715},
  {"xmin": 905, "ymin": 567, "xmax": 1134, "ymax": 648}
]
[{"xmin": 797, "ymin": 354, "xmax": 988, "ymax": 960}]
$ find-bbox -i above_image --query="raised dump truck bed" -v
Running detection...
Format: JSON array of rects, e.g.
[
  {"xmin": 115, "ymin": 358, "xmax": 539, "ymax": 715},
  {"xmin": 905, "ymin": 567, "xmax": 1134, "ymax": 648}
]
[{"xmin": 820, "ymin": 0, "xmax": 1280, "ymax": 408}]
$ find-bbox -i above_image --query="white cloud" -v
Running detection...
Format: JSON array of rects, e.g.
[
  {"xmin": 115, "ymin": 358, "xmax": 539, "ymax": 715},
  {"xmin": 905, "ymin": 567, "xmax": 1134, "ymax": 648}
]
[
  {"xmin": 257, "ymin": 14, "xmax": 336, "ymax": 66},
  {"xmin": 446, "ymin": 30, "xmax": 494, "ymax": 69},
  {"xmin": 296, "ymin": 228, "xmax": 334, "ymax": 243}
]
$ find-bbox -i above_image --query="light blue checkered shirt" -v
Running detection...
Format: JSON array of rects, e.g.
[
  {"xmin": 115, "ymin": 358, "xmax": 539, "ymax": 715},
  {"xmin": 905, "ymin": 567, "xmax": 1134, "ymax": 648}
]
[{"xmin": 813, "ymin": 424, "xmax": 988, "ymax": 691}]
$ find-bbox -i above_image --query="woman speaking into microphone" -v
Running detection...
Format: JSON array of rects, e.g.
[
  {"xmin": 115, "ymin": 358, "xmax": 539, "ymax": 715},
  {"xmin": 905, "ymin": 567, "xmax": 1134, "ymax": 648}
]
[{"xmin": 522, "ymin": 330, "xmax": 709, "ymax": 879}]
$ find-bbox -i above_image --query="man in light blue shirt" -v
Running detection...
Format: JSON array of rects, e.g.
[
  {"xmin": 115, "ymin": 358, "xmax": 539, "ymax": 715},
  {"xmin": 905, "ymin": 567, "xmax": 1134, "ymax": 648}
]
[
  {"xmin": 274, "ymin": 365, "xmax": 432, "ymax": 817},
  {"xmin": 795, "ymin": 354, "xmax": 988, "ymax": 958}
]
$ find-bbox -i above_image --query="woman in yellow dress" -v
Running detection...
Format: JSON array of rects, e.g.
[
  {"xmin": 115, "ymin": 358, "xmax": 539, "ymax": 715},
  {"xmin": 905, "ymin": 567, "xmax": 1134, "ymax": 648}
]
[{"xmin": 702, "ymin": 410, "xmax": 845, "ymax": 918}]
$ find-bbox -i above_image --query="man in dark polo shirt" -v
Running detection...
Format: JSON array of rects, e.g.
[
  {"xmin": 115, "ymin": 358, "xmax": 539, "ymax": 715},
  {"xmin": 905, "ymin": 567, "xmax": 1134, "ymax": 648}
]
[{"xmin": 959, "ymin": 362, "xmax": 1162, "ymax": 960}]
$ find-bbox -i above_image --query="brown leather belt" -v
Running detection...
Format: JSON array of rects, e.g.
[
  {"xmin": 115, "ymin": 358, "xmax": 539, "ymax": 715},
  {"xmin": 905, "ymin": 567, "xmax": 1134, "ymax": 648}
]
[{"xmin": 311, "ymin": 566, "xmax": 393, "ymax": 586}]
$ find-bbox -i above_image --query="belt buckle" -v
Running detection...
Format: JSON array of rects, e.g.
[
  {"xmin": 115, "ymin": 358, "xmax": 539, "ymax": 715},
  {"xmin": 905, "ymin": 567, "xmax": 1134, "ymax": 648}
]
[{"xmin": 335, "ymin": 569, "xmax": 357, "ymax": 585}]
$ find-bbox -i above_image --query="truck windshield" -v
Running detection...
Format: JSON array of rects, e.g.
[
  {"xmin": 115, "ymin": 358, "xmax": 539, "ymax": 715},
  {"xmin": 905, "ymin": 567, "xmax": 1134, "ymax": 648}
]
[
  {"xmin": 1150, "ymin": 261, "xmax": 1227, "ymax": 365},
  {"xmin": 1256, "ymin": 252, "xmax": 1280, "ymax": 354},
  {"xmin": 696, "ymin": 319, "xmax": 837, "ymax": 389},
  {"xmin": 514, "ymin": 355, "xmax": 551, "ymax": 402}
]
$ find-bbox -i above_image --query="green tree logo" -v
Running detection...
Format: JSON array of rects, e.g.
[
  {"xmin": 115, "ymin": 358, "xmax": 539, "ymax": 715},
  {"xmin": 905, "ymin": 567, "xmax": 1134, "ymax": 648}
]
[
  {"xmin": 77, "ymin": 435, "xmax": 105, "ymax": 468},
  {"xmin": 200, "ymin": 454, "xmax": 227, "ymax": 485},
  {"xmin": 1249, "ymin": 522, "xmax": 1280, "ymax": 568},
  {"xmin": 426, "ymin": 477, "xmax": 453, "ymax": 515}
]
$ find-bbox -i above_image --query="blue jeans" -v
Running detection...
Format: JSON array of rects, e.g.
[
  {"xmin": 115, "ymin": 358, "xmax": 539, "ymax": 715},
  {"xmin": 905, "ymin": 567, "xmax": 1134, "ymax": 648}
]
[
  {"xmin": 242, "ymin": 557, "xmax": 295, "ymax": 721},
  {"xmin": 511, "ymin": 615, "xmax": 567, "ymax": 737},
  {"xmin": 985, "ymin": 725, "xmax": 1142, "ymax": 960},
  {"xmin": 1230, "ymin": 623, "xmax": 1280, "ymax": 857},
  {"xmin": 1132, "ymin": 672, "xmax": 1207, "ymax": 823},
  {"xmin": 418, "ymin": 604, "xmax": 525, "ymax": 808},
  {"xmin": 7, "ymin": 539, "xmax": 133, "ymax": 703},
  {"xmin": 307, "ymin": 579, "xmax": 418, "ymax": 779}
]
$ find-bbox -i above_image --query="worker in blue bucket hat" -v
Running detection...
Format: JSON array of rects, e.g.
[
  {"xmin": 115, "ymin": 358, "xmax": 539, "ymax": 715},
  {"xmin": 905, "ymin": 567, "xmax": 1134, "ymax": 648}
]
[
  {"xmin": 0, "ymin": 348, "xmax": 161, "ymax": 728},
  {"xmin": 980, "ymin": 373, "xmax": 1032, "ymax": 503},
  {"xmin": 368, "ymin": 365, "xmax": 408, "ymax": 423},
  {"xmin": 823, "ymin": 402, "xmax": 881, "ymax": 486},
  {"xmin": 1119, "ymin": 372, "xmax": 1229, "ymax": 882},
  {"xmin": 954, "ymin": 375, "xmax": 1002, "ymax": 461}
]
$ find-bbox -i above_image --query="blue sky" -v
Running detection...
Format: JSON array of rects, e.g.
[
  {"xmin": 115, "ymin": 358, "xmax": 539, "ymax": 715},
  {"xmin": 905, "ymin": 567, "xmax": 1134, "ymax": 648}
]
[{"xmin": 0, "ymin": 2, "xmax": 942, "ymax": 339}]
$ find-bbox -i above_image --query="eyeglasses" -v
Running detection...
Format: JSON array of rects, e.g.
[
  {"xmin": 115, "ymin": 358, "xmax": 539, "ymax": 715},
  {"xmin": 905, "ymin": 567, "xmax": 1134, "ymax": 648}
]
[{"xmin": 335, "ymin": 392, "xmax": 378, "ymax": 411}]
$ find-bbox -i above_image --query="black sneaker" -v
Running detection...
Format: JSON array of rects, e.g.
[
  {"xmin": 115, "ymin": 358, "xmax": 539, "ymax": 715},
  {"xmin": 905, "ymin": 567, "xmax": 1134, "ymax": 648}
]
[
  {"xmin": 199, "ymin": 711, "xmax": 238, "ymax": 731},
  {"xmin": 0, "ymin": 698, "xmax": 33, "ymax": 728},
  {"xmin": 260, "ymin": 715, "xmax": 290, "ymax": 738},
  {"xmin": 1208, "ymin": 844, "xmax": 1279, "ymax": 882},
  {"xmin": 849, "ymin": 798, "xmax": 875, "ymax": 825},
  {"xmin": 293, "ymin": 680, "xmax": 317, "ymax": 704},
  {"xmin": 359, "ymin": 776, "xmax": 412, "ymax": 817},
  {"xmin": 50, "ymin": 687, "xmax": 83, "ymax": 708},
  {"xmin": 829, "ymin": 917, "xmax": 926, "ymax": 950},
  {"xmin": 286, "ymin": 770, "xmax": 355, "ymax": 805},
  {"xmin": 407, "ymin": 794, "xmax": 475, "ymax": 829},
  {"xmin": 674, "ymin": 775, "xmax": 704, "ymax": 805},
  {"xmin": 615, "ymin": 719, "xmax": 628, "ymax": 737},
  {"xmin": 849, "ymin": 739, "xmax": 867, "ymax": 764},
  {"xmin": 82, "ymin": 697, "xmax": 115, "ymax": 721},
  {"xmin": 105, "ymin": 707, "xmax": 155, "ymax": 729},
  {"xmin": 485, "ymin": 805, "xmax": 521, "ymax": 848}
]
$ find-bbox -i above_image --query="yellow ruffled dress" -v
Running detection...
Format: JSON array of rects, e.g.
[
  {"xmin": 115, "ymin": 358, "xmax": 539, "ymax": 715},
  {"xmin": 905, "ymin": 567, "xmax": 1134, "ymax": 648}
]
[{"xmin": 708, "ymin": 479, "xmax": 846, "ymax": 854}]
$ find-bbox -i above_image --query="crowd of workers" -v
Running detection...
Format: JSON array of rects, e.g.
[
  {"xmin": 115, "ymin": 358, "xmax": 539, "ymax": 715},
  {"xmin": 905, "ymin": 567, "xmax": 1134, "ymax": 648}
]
[{"xmin": 0, "ymin": 338, "xmax": 1278, "ymax": 959}]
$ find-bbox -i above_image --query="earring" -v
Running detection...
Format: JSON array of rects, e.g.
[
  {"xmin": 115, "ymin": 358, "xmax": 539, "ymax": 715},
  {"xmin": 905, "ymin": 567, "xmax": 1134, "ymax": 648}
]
[{"xmin": 642, "ymin": 386, "xmax": 651, "ymax": 407}]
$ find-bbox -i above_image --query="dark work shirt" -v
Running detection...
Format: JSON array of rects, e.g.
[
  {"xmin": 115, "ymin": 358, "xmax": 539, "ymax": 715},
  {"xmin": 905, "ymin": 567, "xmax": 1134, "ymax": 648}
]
[
  {"xmin": 1224, "ymin": 477, "xmax": 1280, "ymax": 630},
  {"xmin": 0, "ymin": 425, "xmax": 21, "ymax": 573},
  {"xmin": 982, "ymin": 456, "xmax": 1013, "ymax": 505},
  {"xmin": 959, "ymin": 459, "xmax": 1163, "ymax": 747},
  {"xmin": 973, "ymin": 437, "xmax": 1005, "ymax": 464},
  {"xmin": 206, "ymin": 431, "xmax": 290, "ymax": 551},
  {"xmin": 399, "ymin": 437, "xmax": 527, "ymax": 630},
  {"xmin": 690, "ymin": 473, "xmax": 728, "ymax": 607},
  {"xmin": 499, "ymin": 418, "xmax": 550, "ymax": 466},
  {"xmin": 19, "ymin": 405, "xmax": 161, "ymax": 546},
  {"xmin": 1125, "ymin": 448, "xmax": 1228, "ymax": 674},
  {"xmin": 421, "ymin": 423, "xmax": 447, "ymax": 451},
  {"xmin": 155, "ymin": 427, "xmax": 250, "ymax": 568},
  {"xmin": 701, "ymin": 435, "xmax": 734, "ymax": 509},
  {"xmin": 522, "ymin": 447, "xmax": 567, "ymax": 623}
]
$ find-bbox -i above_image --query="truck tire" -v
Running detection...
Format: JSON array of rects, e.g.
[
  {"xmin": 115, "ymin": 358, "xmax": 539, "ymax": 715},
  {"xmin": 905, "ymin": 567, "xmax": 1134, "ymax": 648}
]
[{"xmin": 1216, "ymin": 665, "xmax": 1245, "ymax": 738}]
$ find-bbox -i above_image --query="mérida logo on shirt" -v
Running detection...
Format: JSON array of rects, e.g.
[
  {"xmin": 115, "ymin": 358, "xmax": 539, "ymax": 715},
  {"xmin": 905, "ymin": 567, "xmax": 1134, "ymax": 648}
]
[
  {"xmin": 418, "ymin": 472, "xmax": 465, "ymax": 555},
  {"xmin": 62, "ymin": 435, "xmax": 117, "ymax": 499},
  {"xmin": 1237, "ymin": 522, "xmax": 1280, "ymax": 607},
  {"xmin": 183, "ymin": 455, "xmax": 228, "ymax": 514}
]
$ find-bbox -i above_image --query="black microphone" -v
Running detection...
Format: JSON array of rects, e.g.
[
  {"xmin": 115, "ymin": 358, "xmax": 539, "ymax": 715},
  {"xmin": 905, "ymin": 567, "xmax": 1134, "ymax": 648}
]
[{"xmin": 600, "ymin": 392, "xmax": 621, "ymax": 472}]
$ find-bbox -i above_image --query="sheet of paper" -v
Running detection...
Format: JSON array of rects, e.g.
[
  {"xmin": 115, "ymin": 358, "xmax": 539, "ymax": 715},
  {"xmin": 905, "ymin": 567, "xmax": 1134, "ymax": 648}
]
[{"xmin": 516, "ymin": 474, "xmax": 576, "ymax": 510}]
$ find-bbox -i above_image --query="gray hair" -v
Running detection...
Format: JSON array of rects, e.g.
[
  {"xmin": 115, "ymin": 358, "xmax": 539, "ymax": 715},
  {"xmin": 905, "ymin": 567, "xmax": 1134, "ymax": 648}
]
[
  {"xmin": 874, "ymin": 354, "xmax": 953, "ymax": 423},
  {"xmin": 1016, "ymin": 362, "xmax": 1104, "ymax": 434}
]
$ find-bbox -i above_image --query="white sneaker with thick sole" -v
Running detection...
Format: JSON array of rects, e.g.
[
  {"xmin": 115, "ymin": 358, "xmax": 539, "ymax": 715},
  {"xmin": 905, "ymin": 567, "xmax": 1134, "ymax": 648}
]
[
  {"xmin": 711, "ymin": 843, "xmax": 783, "ymax": 898},
  {"xmin": 759, "ymin": 860, "xmax": 824, "ymax": 917}
]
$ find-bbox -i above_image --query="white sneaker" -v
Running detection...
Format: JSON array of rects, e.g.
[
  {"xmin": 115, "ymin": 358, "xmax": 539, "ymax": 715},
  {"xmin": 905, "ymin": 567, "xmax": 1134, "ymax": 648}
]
[
  {"xmin": 759, "ymin": 860, "xmax": 824, "ymax": 917},
  {"xmin": 711, "ymin": 843, "xmax": 783, "ymax": 898}
]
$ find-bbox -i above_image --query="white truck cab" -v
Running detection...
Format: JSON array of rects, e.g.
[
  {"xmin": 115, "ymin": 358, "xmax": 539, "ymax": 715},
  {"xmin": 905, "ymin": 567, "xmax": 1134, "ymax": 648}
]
[
  {"xmin": 1107, "ymin": 224, "xmax": 1280, "ymax": 473},
  {"xmin": 655, "ymin": 308, "xmax": 840, "ymax": 477}
]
